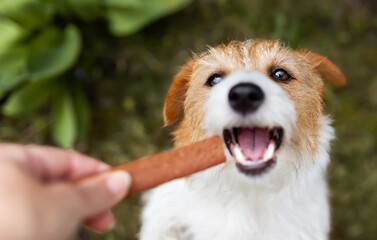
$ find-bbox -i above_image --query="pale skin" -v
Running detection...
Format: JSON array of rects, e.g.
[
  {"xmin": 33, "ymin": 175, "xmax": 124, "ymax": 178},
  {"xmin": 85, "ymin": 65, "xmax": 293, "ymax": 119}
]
[{"xmin": 0, "ymin": 144, "xmax": 131, "ymax": 240}]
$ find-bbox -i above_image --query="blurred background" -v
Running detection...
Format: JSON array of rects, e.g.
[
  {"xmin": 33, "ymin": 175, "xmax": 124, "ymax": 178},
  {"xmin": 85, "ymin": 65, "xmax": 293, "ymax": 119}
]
[{"xmin": 0, "ymin": 0, "xmax": 376, "ymax": 239}]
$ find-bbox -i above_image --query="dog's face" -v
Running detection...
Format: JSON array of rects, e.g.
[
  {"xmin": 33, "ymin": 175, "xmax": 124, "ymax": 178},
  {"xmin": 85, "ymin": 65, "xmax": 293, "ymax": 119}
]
[{"xmin": 164, "ymin": 40, "xmax": 345, "ymax": 178}]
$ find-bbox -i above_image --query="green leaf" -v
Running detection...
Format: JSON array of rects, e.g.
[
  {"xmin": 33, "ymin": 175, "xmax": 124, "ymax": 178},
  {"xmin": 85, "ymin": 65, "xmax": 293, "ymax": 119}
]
[
  {"xmin": 0, "ymin": 47, "xmax": 28, "ymax": 91},
  {"xmin": 0, "ymin": 19, "xmax": 23, "ymax": 53},
  {"xmin": 74, "ymin": 87, "xmax": 91, "ymax": 139},
  {"xmin": 0, "ymin": 0, "xmax": 36, "ymax": 14},
  {"xmin": 28, "ymin": 25, "xmax": 82, "ymax": 81},
  {"xmin": 107, "ymin": 0, "xmax": 191, "ymax": 36},
  {"xmin": 52, "ymin": 90, "xmax": 77, "ymax": 148},
  {"xmin": 2, "ymin": 78, "xmax": 52, "ymax": 116},
  {"xmin": 0, "ymin": 0, "xmax": 56, "ymax": 30},
  {"xmin": 103, "ymin": 0, "xmax": 141, "ymax": 8}
]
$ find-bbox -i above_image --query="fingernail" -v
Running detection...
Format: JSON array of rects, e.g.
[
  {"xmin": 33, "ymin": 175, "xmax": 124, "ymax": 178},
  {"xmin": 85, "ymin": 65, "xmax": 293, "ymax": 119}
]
[{"xmin": 106, "ymin": 171, "xmax": 131, "ymax": 196}]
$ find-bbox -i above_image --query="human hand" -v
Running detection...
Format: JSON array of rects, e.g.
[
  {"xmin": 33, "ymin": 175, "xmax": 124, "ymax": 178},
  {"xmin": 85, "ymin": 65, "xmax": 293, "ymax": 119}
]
[{"xmin": 0, "ymin": 144, "xmax": 131, "ymax": 240}]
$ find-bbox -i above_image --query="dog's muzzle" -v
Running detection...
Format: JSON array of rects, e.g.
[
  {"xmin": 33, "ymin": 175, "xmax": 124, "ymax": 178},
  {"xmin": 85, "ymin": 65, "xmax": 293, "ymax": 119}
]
[
  {"xmin": 204, "ymin": 70, "xmax": 292, "ymax": 177},
  {"xmin": 224, "ymin": 82, "xmax": 283, "ymax": 176}
]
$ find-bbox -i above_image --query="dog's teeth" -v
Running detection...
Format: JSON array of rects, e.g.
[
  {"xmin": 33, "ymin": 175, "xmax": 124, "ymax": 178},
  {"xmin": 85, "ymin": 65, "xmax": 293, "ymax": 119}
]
[
  {"xmin": 234, "ymin": 144, "xmax": 247, "ymax": 163},
  {"xmin": 263, "ymin": 142, "xmax": 276, "ymax": 160},
  {"xmin": 231, "ymin": 129, "xmax": 237, "ymax": 143}
]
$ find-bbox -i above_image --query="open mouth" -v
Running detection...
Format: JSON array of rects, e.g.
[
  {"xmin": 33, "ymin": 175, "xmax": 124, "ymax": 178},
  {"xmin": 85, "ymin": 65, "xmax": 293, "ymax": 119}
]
[{"xmin": 223, "ymin": 127, "xmax": 284, "ymax": 176}]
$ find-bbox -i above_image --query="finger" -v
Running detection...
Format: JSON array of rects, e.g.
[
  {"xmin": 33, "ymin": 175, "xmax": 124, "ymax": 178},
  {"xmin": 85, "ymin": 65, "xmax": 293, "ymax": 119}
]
[
  {"xmin": 84, "ymin": 210, "xmax": 115, "ymax": 233},
  {"xmin": 22, "ymin": 145, "xmax": 109, "ymax": 181},
  {"xmin": 26, "ymin": 171, "xmax": 129, "ymax": 239},
  {"xmin": 69, "ymin": 171, "xmax": 130, "ymax": 219}
]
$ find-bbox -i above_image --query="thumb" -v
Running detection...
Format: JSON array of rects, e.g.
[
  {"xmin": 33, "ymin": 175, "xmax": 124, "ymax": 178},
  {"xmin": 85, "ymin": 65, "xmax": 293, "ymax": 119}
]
[{"xmin": 72, "ymin": 170, "xmax": 131, "ymax": 219}]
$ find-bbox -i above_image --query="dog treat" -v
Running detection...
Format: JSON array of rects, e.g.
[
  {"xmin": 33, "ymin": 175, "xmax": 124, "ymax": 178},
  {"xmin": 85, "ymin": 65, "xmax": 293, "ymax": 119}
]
[{"xmin": 78, "ymin": 136, "xmax": 226, "ymax": 196}]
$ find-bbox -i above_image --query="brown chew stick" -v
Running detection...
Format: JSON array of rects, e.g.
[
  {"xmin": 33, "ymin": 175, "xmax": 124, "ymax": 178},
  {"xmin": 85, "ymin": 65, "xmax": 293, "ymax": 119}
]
[{"xmin": 78, "ymin": 136, "xmax": 226, "ymax": 196}]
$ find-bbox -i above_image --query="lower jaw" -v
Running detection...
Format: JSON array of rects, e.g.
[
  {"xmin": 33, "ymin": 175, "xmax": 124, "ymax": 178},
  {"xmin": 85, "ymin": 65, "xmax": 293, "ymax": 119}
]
[{"xmin": 235, "ymin": 158, "xmax": 276, "ymax": 176}]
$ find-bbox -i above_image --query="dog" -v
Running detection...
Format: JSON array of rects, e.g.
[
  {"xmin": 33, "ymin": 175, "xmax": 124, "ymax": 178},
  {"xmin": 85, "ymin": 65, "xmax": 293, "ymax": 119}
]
[{"xmin": 139, "ymin": 40, "xmax": 346, "ymax": 240}]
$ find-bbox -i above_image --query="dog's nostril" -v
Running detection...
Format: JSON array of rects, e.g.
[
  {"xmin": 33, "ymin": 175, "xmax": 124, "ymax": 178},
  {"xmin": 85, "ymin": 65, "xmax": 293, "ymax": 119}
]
[{"xmin": 228, "ymin": 83, "xmax": 264, "ymax": 114}]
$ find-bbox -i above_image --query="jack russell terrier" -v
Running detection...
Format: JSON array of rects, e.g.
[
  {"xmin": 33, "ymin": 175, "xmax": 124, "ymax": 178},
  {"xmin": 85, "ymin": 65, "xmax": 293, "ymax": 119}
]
[{"xmin": 140, "ymin": 39, "xmax": 346, "ymax": 240}]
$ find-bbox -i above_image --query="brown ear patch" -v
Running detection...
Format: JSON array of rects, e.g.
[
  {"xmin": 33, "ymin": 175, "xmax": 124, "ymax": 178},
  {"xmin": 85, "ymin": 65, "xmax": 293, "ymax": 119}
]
[
  {"xmin": 164, "ymin": 60, "xmax": 195, "ymax": 126},
  {"xmin": 298, "ymin": 50, "xmax": 346, "ymax": 86}
]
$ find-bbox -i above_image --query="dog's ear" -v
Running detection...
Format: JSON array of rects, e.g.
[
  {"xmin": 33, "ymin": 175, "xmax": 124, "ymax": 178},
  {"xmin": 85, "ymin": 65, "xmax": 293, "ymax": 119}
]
[
  {"xmin": 164, "ymin": 60, "xmax": 194, "ymax": 126},
  {"xmin": 297, "ymin": 49, "xmax": 346, "ymax": 87}
]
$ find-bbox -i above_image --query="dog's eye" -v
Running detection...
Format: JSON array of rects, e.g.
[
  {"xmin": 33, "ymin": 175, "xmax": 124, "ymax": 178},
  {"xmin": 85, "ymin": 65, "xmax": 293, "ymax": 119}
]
[
  {"xmin": 271, "ymin": 69, "xmax": 293, "ymax": 82},
  {"xmin": 206, "ymin": 73, "xmax": 225, "ymax": 87}
]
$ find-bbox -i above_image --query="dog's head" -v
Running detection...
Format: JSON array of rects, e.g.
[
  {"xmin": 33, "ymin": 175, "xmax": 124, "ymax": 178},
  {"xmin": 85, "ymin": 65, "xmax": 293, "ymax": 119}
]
[{"xmin": 164, "ymin": 40, "xmax": 345, "ymax": 179}]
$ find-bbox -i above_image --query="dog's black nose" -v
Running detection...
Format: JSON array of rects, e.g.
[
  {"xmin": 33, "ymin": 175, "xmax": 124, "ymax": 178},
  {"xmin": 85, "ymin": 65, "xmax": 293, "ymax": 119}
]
[{"xmin": 228, "ymin": 83, "xmax": 264, "ymax": 114}]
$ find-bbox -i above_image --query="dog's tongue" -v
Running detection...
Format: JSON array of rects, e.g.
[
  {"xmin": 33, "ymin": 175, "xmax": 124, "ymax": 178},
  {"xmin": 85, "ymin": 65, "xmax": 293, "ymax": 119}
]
[{"xmin": 237, "ymin": 127, "xmax": 270, "ymax": 161}]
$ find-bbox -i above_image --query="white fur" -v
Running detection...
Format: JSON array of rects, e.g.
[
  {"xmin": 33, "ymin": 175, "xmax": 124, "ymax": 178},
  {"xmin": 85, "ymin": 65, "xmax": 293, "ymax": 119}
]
[
  {"xmin": 203, "ymin": 71, "xmax": 296, "ymax": 141},
  {"xmin": 140, "ymin": 71, "xmax": 333, "ymax": 240}
]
